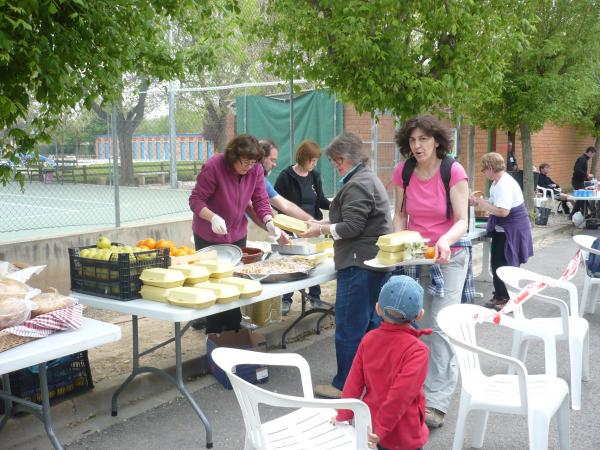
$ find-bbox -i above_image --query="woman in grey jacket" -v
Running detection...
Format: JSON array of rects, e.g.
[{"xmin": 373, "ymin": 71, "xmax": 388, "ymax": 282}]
[{"xmin": 301, "ymin": 132, "xmax": 393, "ymax": 399}]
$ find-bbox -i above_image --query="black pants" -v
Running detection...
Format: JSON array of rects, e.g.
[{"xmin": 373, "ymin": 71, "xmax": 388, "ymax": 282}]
[
  {"xmin": 572, "ymin": 181, "xmax": 585, "ymax": 216},
  {"xmin": 490, "ymin": 231, "xmax": 509, "ymax": 300},
  {"xmin": 194, "ymin": 234, "xmax": 246, "ymax": 334}
]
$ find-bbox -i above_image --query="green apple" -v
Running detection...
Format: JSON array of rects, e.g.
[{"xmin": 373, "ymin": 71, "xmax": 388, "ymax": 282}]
[
  {"xmin": 97, "ymin": 236, "xmax": 111, "ymax": 249},
  {"xmin": 80, "ymin": 249, "xmax": 92, "ymax": 258}
]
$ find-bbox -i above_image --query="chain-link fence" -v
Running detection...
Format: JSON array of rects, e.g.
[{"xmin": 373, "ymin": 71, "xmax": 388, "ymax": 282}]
[{"xmin": 0, "ymin": 86, "xmax": 404, "ymax": 242}]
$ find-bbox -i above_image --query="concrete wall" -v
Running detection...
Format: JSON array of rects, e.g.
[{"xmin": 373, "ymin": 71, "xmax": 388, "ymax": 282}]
[{"xmin": 0, "ymin": 220, "xmax": 270, "ymax": 294}]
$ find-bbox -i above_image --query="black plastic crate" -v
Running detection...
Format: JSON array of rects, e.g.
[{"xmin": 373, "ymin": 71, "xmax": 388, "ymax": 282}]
[
  {"xmin": 69, "ymin": 244, "xmax": 169, "ymax": 300},
  {"xmin": 0, "ymin": 351, "xmax": 93, "ymax": 413}
]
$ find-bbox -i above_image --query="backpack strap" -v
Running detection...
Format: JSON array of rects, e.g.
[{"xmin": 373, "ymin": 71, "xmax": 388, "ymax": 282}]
[
  {"xmin": 401, "ymin": 155, "xmax": 456, "ymax": 219},
  {"xmin": 440, "ymin": 156, "xmax": 455, "ymax": 219},
  {"xmin": 400, "ymin": 157, "xmax": 417, "ymax": 215}
]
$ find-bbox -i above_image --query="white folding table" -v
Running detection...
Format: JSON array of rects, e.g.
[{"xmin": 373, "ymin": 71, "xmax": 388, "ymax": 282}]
[
  {"xmin": 73, "ymin": 259, "xmax": 336, "ymax": 449},
  {"xmin": 0, "ymin": 318, "xmax": 121, "ymax": 450}
]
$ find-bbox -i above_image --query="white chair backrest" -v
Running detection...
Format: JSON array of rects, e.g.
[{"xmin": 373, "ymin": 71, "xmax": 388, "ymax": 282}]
[
  {"xmin": 573, "ymin": 234, "xmax": 600, "ymax": 258},
  {"xmin": 497, "ymin": 266, "xmax": 579, "ymax": 317},
  {"xmin": 439, "ymin": 304, "xmax": 559, "ymax": 412},
  {"xmin": 211, "ymin": 347, "xmax": 372, "ymax": 449}
]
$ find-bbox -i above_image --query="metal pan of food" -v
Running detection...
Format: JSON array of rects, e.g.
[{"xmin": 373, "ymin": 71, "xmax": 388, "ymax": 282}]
[{"xmin": 234, "ymin": 258, "xmax": 315, "ymax": 283}]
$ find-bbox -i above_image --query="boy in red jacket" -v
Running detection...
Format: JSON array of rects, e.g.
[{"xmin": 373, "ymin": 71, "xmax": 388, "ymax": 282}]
[{"xmin": 335, "ymin": 275, "xmax": 431, "ymax": 450}]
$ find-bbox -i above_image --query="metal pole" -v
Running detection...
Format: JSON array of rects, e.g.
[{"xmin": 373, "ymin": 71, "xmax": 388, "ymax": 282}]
[
  {"xmin": 332, "ymin": 94, "xmax": 338, "ymax": 195},
  {"xmin": 370, "ymin": 111, "xmax": 378, "ymax": 174},
  {"xmin": 244, "ymin": 86, "xmax": 247, "ymax": 133},
  {"xmin": 168, "ymin": 27, "xmax": 177, "ymax": 188},
  {"xmin": 290, "ymin": 78, "xmax": 295, "ymax": 162},
  {"xmin": 111, "ymin": 105, "xmax": 121, "ymax": 227},
  {"xmin": 455, "ymin": 114, "xmax": 463, "ymax": 161}
]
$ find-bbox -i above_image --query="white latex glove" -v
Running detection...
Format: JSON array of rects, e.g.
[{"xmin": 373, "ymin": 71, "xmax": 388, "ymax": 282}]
[
  {"xmin": 265, "ymin": 220, "xmax": 282, "ymax": 240},
  {"xmin": 210, "ymin": 215, "xmax": 228, "ymax": 235}
]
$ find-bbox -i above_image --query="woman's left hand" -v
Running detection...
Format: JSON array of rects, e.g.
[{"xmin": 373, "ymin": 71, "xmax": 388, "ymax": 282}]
[
  {"xmin": 435, "ymin": 237, "xmax": 451, "ymax": 264},
  {"xmin": 301, "ymin": 222, "xmax": 321, "ymax": 238}
]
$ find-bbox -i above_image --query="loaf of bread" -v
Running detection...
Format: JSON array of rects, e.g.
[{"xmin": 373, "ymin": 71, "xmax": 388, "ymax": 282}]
[
  {"xmin": 0, "ymin": 278, "xmax": 32, "ymax": 303},
  {"xmin": 0, "ymin": 300, "xmax": 31, "ymax": 330},
  {"xmin": 30, "ymin": 292, "xmax": 76, "ymax": 317}
]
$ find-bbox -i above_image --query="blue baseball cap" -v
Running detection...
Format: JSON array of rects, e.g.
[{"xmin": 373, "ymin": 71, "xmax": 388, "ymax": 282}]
[{"xmin": 378, "ymin": 275, "xmax": 424, "ymax": 323}]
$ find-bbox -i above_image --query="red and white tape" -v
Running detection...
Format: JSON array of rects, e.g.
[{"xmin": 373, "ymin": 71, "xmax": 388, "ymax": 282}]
[{"xmin": 473, "ymin": 250, "xmax": 583, "ymax": 325}]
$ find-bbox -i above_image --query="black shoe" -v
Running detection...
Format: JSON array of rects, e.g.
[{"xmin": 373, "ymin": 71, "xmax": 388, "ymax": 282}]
[{"xmin": 191, "ymin": 318, "xmax": 207, "ymax": 330}]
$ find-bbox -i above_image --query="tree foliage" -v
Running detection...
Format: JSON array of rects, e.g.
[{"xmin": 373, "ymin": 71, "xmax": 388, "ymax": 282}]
[
  {"xmin": 0, "ymin": 0, "xmax": 239, "ymax": 185},
  {"xmin": 261, "ymin": 0, "xmax": 526, "ymax": 119},
  {"xmin": 470, "ymin": 0, "xmax": 600, "ymax": 211}
]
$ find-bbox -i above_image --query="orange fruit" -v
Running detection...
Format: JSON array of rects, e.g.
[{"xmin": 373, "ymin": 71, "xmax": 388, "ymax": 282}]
[
  {"xmin": 156, "ymin": 239, "xmax": 170, "ymax": 249},
  {"xmin": 139, "ymin": 245, "xmax": 150, "ymax": 251},
  {"xmin": 137, "ymin": 240, "xmax": 146, "ymax": 247},
  {"xmin": 425, "ymin": 246, "xmax": 435, "ymax": 259},
  {"xmin": 145, "ymin": 238, "xmax": 157, "ymax": 249}
]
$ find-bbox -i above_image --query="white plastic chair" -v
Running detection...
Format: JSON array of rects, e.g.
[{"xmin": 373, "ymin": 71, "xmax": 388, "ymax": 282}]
[
  {"xmin": 497, "ymin": 266, "xmax": 590, "ymax": 411},
  {"xmin": 573, "ymin": 234, "xmax": 600, "ymax": 315},
  {"xmin": 536, "ymin": 185, "xmax": 557, "ymax": 211},
  {"xmin": 211, "ymin": 347, "xmax": 371, "ymax": 450},
  {"xmin": 438, "ymin": 303, "xmax": 570, "ymax": 450}
]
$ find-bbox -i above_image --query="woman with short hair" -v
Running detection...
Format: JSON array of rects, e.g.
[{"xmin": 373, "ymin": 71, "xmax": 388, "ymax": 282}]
[
  {"xmin": 301, "ymin": 132, "xmax": 393, "ymax": 399},
  {"xmin": 472, "ymin": 152, "xmax": 533, "ymax": 311},
  {"xmin": 275, "ymin": 140, "xmax": 331, "ymax": 314},
  {"xmin": 189, "ymin": 134, "xmax": 281, "ymax": 333}
]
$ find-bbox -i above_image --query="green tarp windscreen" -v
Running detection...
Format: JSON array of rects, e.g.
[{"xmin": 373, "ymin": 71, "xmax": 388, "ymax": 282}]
[{"xmin": 236, "ymin": 90, "xmax": 344, "ymax": 198}]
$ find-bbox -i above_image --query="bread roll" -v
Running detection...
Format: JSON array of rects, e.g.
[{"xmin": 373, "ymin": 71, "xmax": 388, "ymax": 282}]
[
  {"xmin": 0, "ymin": 278, "xmax": 30, "ymax": 302},
  {"xmin": 0, "ymin": 300, "xmax": 31, "ymax": 330},
  {"xmin": 30, "ymin": 292, "xmax": 76, "ymax": 317}
]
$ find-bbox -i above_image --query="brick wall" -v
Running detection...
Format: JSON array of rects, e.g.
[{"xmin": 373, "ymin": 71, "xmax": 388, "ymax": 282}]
[{"xmin": 224, "ymin": 104, "xmax": 596, "ymax": 195}]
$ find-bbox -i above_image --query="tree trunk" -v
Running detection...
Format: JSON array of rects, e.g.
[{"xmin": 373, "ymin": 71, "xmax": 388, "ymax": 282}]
[
  {"xmin": 118, "ymin": 130, "xmax": 134, "ymax": 185},
  {"xmin": 519, "ymin": 122, "xmax": 535, "ymax": 212},
  {"xmin": 203, "ymin": 98, "xmax": 229, "ymax": 153}
]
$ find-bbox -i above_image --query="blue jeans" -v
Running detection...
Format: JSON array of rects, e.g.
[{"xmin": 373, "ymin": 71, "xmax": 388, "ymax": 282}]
[
  {"xmin": 282, "ymin": 285, "xmax": 321, "ymax": 304},
  {"xmin": 332, "ymin": 266, "xmax": 390, "ymax": 390}
]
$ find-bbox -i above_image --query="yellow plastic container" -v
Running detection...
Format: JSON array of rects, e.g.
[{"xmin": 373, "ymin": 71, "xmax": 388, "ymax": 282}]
[
  {"xmin": 218, "ymin": 277, "xmax": 262, "ymax": 298},
  {"xmin": 168, "ymin": 287, "xmax": 217, "ymax": 308},
  {"xmin": 168, "ymin": 265, "xmax": 210, "ymax": 284},
  {"xmin": 140, "ymin": 285, "xmax": 173, "ymax": 303},
  {"xmin": 192, "ymin": 260, "xmax": 235, "ymax": 278},
  {"xmin": 273, "ymin": 214, "xmax": 308, "ymax": 234},
  {"xmin": 376, "ymin": 250, "xmax": 411, "ymax": 265},
  {"xmin": 376, "ymin": 230, "xmax": 423, "ymax": 249},
  {"xmin": 193, "ymin": 281, "xmax": 240, "ymax": 303},
  {"xmin": 139, "ymin": 268, "xmax": 185, "ymax": 288}
]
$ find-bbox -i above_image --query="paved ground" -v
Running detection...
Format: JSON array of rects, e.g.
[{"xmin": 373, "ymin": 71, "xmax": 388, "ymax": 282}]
[{"xmin": 6, "ymin": 217, "xmax": 600, "ymax": 450}]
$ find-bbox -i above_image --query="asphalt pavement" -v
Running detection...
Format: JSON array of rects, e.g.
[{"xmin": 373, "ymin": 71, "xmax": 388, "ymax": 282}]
[{"xmin": 5, "ymin": 225, "xmax": 600, "ymax": 450}]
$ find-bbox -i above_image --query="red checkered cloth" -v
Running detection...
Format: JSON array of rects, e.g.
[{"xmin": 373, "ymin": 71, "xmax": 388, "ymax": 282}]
[{"xmin": 5, "ymin": 303, "xmax": 84, "ymax": 338}]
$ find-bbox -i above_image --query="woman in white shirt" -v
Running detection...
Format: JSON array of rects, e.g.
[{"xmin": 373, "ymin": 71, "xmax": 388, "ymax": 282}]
[{"xmin": 471, "ymin": 152, "xmax": 533, "ymax": 310}]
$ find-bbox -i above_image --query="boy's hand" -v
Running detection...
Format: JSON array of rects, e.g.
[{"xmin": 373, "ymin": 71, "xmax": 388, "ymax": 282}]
[{"xmin": 367, "ymin": 428, "xmax": 380, "ymax": 448}]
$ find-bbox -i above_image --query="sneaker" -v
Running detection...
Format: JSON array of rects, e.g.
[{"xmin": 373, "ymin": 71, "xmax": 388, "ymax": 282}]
[
  {"xmin": 314, "ymin": 384, "xmax": 342, "ymax": 399},
  {"xmin": 309, "ymin": 296, "xmax": 324, "ymax": 308},
  {"xmin": 425, "ymin": 407, "xmax": 445, "ymax": 428},
  {"xmin": 281, "ymin": 301, "xmax": 292, "ymax": 316}
]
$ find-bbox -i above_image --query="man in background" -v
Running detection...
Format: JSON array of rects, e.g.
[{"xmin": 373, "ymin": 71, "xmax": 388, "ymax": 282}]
[
  {"xmin": 570, "ymin": 146, "xmax": 597, "ymax": 219},
  {"xmin": 538, "ymin": 163, "xmax": 571, "ymax": 215}
]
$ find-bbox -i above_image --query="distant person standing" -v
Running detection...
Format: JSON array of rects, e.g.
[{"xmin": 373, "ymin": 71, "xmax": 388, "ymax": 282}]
[
  {"xmin": 506, "ymin": 141, "xmax": 518, "ymax": 172},
  {"xmin": 570, "ymin": 146, "xmax": 597, "ymax": 219}
]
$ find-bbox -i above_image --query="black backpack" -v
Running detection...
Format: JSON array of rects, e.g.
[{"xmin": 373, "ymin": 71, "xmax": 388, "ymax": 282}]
[{"xmin": 401, "ymin": 155, "xmax": 457, "ymax": 219}]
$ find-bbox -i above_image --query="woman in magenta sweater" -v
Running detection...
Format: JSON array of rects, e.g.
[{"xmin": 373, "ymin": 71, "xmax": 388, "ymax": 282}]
[{"xmin": 189, "ymin": 134, "xmax": 280, "ymax": 333}]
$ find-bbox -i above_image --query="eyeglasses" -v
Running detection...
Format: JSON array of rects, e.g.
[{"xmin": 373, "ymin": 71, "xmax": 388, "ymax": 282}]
[
  {"xmin": 328, "ymin": 157, "xmax": 343, "ymax": 166},
  {"xmin": 239, "ymin": 158, "xmax": 258, "ymax": 167}
]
